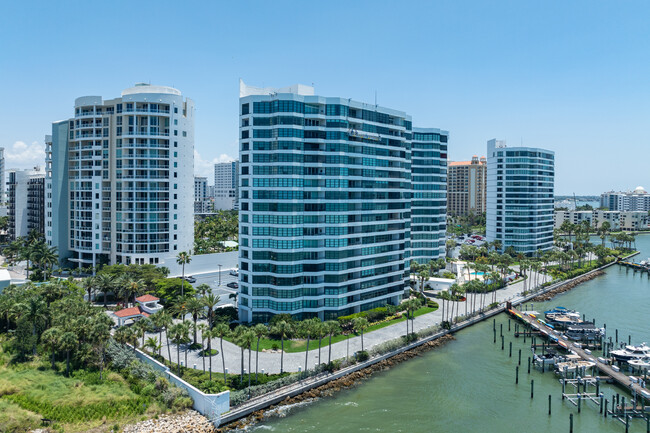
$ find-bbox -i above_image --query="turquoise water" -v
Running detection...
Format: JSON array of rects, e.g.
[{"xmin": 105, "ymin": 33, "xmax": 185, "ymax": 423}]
[
  {"xmin": 470, "ymin": 271, "xmax": 486, "ymax": 276},
  {"xmin": 251, "ymin": 235, "xmax": 650, "ymax": 433}
]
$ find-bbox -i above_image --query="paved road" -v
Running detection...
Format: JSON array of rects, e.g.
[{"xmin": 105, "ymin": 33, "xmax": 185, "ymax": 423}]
[{"xmin": 145, "ymin": 270, "xmax": 547, "ymax": 374}]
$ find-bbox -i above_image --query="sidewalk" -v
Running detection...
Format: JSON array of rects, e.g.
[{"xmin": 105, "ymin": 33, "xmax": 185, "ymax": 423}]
[{"xmin": 150, "ymin": 270, "xmax": 546, "ymax": 374}]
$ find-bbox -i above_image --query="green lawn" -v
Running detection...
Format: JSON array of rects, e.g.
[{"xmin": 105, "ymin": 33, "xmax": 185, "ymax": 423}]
[{"xmin": 242, "ymin": 306, "xmax": 438, "ymax": 353}]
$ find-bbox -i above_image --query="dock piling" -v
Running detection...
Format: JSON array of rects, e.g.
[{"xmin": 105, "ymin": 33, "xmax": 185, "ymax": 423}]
[
  {"xmin": 604, "ymin": 399, "xmax": 608, "ymax": 418},
  {"xmin": 500, "ymin": 323, "xmax": 503, "ymax": 337},
  {"xmin": 518, "ymin": 349, "xmax": 521, "ymax": 365},
  {"xmin": 548, "ymin": 394, "xmax": 552, "ymax": 415},
  {"xmin": 516, "ymin": 366, "xmax": 519, "ymax": 384},
  {"xmin": 509, "ymin": 341, "xmax": 512, "ymax": 357},
  {"xmin": 562, "ymin": 379, "xmax": 565, "ymax": 399},
  {"xmin": 531, "ymin": 379, "xmax": 534, "ymax": 399},
  {"xmin": 528, "ymin": 357, "xmax": 531, "ymax": 374},
  {"xmin": 569, "ymin": 413, "xmax": 573, "ymax": 433},
  {"xmin": 508, "ymin": 319, "xmax": 511, "ymax": 332},
  {"xmin": 578, "ymin": 394, "xmax": 581, "ymax": 413}
]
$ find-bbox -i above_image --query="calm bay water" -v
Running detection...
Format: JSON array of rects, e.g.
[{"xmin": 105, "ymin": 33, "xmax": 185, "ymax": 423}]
[{"xmin": 251, "ymin": 235, "xmax": 650, "ymax": 433}]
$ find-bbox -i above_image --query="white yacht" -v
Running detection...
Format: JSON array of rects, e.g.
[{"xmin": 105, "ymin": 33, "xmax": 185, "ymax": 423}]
[
  {"xmin": 628, "ymin": 358, "xmax": 650, "ymax": 370},
  {"xmin": 611, "ymin": 343, "xmax": 650, "ymax": 363}
]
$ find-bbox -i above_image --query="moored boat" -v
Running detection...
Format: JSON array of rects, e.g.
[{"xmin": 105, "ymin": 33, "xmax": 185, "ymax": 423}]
[{"xmin": 611, "ymin": 343, "xmax": 650, "ymax": 363}]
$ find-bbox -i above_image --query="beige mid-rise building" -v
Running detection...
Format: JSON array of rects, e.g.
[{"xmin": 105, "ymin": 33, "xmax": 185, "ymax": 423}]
[{"xmin": 447, "ymin": 155, "xmax": 486, "ymax": 216}]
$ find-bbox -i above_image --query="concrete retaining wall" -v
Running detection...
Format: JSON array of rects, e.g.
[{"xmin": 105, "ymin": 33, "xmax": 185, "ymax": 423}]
[{"xmin": 134, "ymin": 349, "xmax": 230, "ymax": 423}]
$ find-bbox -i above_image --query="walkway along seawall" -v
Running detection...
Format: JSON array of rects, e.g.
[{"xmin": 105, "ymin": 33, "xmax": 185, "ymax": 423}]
[{"xmin": 216, "ymin": 252, "xmax": 639, "ymax": 428}]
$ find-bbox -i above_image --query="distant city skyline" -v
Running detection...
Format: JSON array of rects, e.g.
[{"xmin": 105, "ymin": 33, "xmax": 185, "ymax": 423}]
[{"xmin": 2, "ymin": 1, "xmax": 650, "ymax": 193}]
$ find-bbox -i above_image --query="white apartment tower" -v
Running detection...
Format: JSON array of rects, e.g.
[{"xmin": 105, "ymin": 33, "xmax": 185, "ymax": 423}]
[
  {"xmin": 486, "ymin": 139, "xmax": 554, "ymax": 255},
  {"xmin": 214, "ymin": 161, "xmax": 239, "ymax": 210},
  {"xmin": 46, "ymin": 84, "xmax": 194, "ymax": 268}
]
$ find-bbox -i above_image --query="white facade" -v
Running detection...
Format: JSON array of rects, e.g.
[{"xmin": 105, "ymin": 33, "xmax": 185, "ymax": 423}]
[
  {"xmin": 194, "ymin": 176, "xmax": 207, "ymax": 201},
  {"xmin": 46, "ymin": 84, "xmax": 194, "ymax": 267},
  {"xmin": 593, "ymin": 210, "xmax": 620, "ymax": 230},
  {"xmin": 553, "ymin": 210, "xmax": 593, "ymax": 229},
  {"xmin": 214, "ymin": 161, "xmax": 238, "ymax": 210},
  {"xmin": 486, "ymin": 139, "xmax": 554, "ymax": 255},
  {"xmin": 620, "ymin": 211, "xmax": 649, "ymax": 231},
  {"xmin": 7, "ymin": 168, "xmax": 45, "ymax": 240},
  {"xmin": 601, "ymin": 187, "xmax": 650, "ymax": 212}
]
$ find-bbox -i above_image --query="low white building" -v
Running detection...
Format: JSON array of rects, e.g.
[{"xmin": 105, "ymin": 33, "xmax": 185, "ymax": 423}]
[
  {"xmin": 620, "ymin": 211, "xmax": 649, "ymax": 231},
  {"xmin": 593, "ymin": 210, "xmax": 620, "ymax": 230},
  {"xmin": 553, "ymin": 210, "xmax": 593, "ymax": 229}
]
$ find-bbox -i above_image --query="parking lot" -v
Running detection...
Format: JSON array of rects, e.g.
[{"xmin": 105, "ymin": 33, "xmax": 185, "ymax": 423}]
[{"xmin": 185, "ymin": 269, "xmax": 239, "ymax": 307}]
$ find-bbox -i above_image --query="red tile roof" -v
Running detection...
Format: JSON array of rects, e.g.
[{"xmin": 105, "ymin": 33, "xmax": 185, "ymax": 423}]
[
  {"xmin": 135, "ymin": 294, "xmax": 159, "ymax": 303},
  {"xmin": 114, "ymin": 306, "xmax": 150, "ymax": 318}
]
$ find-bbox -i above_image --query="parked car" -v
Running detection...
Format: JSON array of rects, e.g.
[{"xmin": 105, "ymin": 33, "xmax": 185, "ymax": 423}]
[
  {"xmin": 183, "ymin": 276, "xmax": 196, "ymax": 283},
  {"xmin": 230, "ymin": 269, "xmax": 239, "ymax": 277},
  {"xmin": 226, "ymin": 282, "xmax": 239, "ymax": 289}
]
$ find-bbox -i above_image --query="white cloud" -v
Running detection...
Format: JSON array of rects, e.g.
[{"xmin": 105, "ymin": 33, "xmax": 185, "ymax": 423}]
[
  {"xmin": 5, "ymin": 141, "xmax": 46, "ymax": 170},
  {"xmin": 194, "ymin": 149, "xmax": 236, "ymax": 182}
]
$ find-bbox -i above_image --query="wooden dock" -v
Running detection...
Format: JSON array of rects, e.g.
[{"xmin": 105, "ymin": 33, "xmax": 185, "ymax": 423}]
[{"xmin": 507, "ymin": 304, "xmax": 650, "ymax": 404}]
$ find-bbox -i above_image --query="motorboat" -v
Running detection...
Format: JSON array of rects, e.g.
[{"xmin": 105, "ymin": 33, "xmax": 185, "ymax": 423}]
[
  {"xmin": 628, "ymin": 357, "xmax": 650, "ymax": 370},
  {"xmin": 544, "ymin": 307, "xmax": 583, "ymax": 329},
  {"xmin": 565, "ymin": 323, "xmax": 605, "ymax": 342},
  {"xmin": 611, "ymin": 343, "xmax": 650, "ymax": 363},
  {"xmin": 533, "ymin": 349, "xmax": 562, "ymax": 366}
]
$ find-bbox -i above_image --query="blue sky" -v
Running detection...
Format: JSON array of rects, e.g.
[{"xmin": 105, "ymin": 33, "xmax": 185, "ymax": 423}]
[{"xmin": 1, "ymin": 0, "xmax": 649, "ymax": 194}]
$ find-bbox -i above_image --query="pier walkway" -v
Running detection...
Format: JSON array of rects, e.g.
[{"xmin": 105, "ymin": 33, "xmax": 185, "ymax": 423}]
[{"xmin": 508, "ymin": 305, "xmax": 650, "ymax": 401}]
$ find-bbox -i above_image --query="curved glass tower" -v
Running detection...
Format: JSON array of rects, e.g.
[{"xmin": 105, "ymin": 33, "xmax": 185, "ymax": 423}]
[{"xmin": 238, "ymin": 81, "xmax": 447, "ymax": 322}]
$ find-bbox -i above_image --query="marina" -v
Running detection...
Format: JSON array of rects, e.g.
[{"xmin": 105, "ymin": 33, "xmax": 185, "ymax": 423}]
[{"xmin": 251, "ymin": 236, "xmax": 650, "ymax": 433}]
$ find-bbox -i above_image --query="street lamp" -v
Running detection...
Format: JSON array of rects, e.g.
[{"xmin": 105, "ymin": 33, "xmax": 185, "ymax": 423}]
[{"xmin": 218, "ymin": 264, "xmax": 222, "ymax": 286}]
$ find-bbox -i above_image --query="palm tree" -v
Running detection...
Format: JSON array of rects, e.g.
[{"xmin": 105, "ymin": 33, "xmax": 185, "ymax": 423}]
[
  {"xmin": 169, "ymin": 322, "xmax": 188, "ymax": 375},
  {"xmin": 314, "ymin": 321, "xmax": 327, "ymax": 366},
  {"xmin": 353, "ymin": 317, "xmax": 369, "ymax": 352},
  {"xmin": 197, "ymin": 283, "xmax": 211, "ymax": 297},
  {"xmin": 150, "ymin": 311, "xmax": 168, "ymax": 358},
  {"xmin": 121, "ymin": 277, "xmax": 144, "ymax": 306},
  {"xmin": 232, "ymin": 326, "xmax": 247, "ymax": 382},
  {"xmin": 417, "ymin": 269, "xmax": 430, "ymax": 294},
  {"xmin": 21, "ymin": 296, "xmax": 48, "ymax": 355},
  {"xmin": 144, "ymin": 337, "xmax": 161, "ymax": 356},
  {"xmin": 94, "ymin": 273, "xmax": 113, "ymax": 308},
  {"xmin": 213, "ymin": 323, "xmax": 230, "ymax": 384},
  {"xmin": 325, "ymin": 320, "xmax": 341, "ymax": 365},
  {"xmin": 176, "ymin": 251, "xmax": 192, "ymax": 296},
  {"xmin": 134, "ymin": 317, "xmax": 152, "ymax": 348},
  {"xmin": 253, "ymin": 324, "xmax": 268, "ymax": 383},
  {"xmin": 271, "ymin": 320, "xmax": 293, "ymax": 374},
  {"xmin": 42, "ymin": 327, "xmax": 62, "ymax": 369},
  {"xmin": 241, "ymin": 329, "xmax": 256, "ymax": 393},
  {"xmin": 204, "ymin": 327, "xmax": 217, "ymax": 381},
  {"xmin": 60, "ymin": 331, "xmax": 78, "ymax": 377},
  {"xmin": 299, "ymin": 319, "xmax": 317, "ymax": 376},
  {"xmin": 202, "ymin": 293, "xmax": 220, "ymax": 327},
  {"xmin": 82, "ymin": 277, "xmax": 96, "ymax": 304},
  {"xmin": 185, "ymin": 297, "xmax": 205, "ymax": 345},
  {"xmin": 171, "ymin": 294, "xmax": 192, "ymax": 323},
  {"xmin": 197, "ymin": 323, "xmax": 208, "ymax": 372}
]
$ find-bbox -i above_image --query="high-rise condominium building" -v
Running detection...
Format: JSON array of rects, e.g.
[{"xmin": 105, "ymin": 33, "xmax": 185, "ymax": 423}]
[
  {"xmin": 600, "ymin": 187, "xmax": 650, "ymax": 212},
  {"xmin": 194, "ymin": 176, "xmax": 207, "ymax": 201},
  {"xmin": 447, "ymin": 155, "xmax": 486, "ymax": 217},
  {"xmin": 46, "ymin": 84, "xmax": 194, "ymax": 268},
  {"xmin": 214, "ymin": 161, "xmax": 238, "ymax": 210},
  {"xmin": 238, "ymin": 81, "xmax": 447, "ymax": 322},
  {"xmin": 0, "ymin": 147, "xmax": 5, "ymax": 202},
  {"xmin": 7, "ymin": 168, "xmax": 45, "ymax": 240},
  {"xmin": 486, "ymin": 139, "xmax": 554, "ymax": 255}
]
